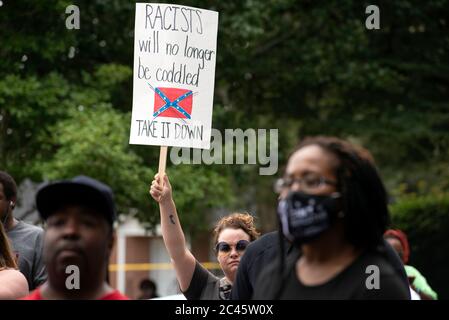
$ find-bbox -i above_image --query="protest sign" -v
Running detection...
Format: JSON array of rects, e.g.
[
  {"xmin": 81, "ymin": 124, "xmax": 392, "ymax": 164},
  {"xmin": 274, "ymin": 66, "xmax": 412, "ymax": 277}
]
[{"xmin": 129, "ymin": 3, "xmax": 219, "ymax": 152}]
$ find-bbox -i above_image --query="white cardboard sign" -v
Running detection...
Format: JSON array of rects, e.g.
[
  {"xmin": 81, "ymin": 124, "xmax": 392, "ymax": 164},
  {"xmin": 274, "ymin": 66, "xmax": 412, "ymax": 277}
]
[{"xmin": 129, "ymin": 3, "xmax": 219, "ymax": 149}]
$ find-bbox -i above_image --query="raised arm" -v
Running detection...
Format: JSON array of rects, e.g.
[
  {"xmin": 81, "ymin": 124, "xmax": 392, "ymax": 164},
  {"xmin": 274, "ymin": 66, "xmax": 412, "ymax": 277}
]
[{"xmin": 149, "ymin": 173, "xmax": 196, "ymax": 292}]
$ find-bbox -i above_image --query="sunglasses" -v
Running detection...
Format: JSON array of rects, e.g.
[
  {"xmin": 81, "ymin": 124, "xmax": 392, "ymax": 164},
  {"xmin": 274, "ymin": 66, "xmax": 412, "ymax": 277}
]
[{"xmin": 215, "ymin": 240, "xmax": 250, "ymax": 254}]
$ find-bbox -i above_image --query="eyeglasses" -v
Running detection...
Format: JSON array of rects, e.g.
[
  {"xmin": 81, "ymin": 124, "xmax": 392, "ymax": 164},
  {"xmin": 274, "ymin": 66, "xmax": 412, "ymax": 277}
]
[
  {"xmin": 274, "ymin": 172, "xmax": 337, "ymax": 194},
  {"xmin": 215, "ymin": 240, "xmax": 250, "ymax": 254}
]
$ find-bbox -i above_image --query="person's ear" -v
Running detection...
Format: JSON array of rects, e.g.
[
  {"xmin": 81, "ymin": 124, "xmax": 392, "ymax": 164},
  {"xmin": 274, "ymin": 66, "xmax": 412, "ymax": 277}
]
[{"xmin": 10, "ymin": 201, "xmax": 15, "ymax": 209}]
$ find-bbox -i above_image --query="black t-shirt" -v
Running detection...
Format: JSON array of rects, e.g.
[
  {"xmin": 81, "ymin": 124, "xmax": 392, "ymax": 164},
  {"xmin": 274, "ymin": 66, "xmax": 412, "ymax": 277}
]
[
  {"xmin": 231, "ymin": 231, "xmax": 295, "ymax": 300},
  {"xmin": 232, "ymin": 228, "xmax": 409, "ymax": 300},
  {"xmin": 183, "ymin": 261, "xmax": 232, "ymax": 300},
  {"xmin": 253, "ymin": 249, "xmax": 410, "ymax": 300}
]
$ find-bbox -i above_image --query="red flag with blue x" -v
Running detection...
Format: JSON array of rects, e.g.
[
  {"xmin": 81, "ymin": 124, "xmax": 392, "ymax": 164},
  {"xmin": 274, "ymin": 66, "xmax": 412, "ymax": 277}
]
[{"xmin": 152, "ymin": 86, "xmax": 193, "ymax": 119}]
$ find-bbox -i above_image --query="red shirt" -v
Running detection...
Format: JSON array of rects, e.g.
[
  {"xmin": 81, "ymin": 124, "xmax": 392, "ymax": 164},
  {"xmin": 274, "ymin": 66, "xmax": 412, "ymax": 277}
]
[{"xmin": 22, "ymin": 288, "xmax": 129, "ymax": 300}]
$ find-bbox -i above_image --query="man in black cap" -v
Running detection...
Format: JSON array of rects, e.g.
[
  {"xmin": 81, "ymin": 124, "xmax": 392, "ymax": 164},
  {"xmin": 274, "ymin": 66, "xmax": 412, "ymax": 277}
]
[{"xmin": 23, "ymin": 176, "xmax": 128, "ymax": 300}]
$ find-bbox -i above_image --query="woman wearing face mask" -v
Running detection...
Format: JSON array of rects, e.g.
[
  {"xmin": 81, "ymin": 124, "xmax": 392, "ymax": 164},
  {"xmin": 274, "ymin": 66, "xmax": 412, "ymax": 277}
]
[
  {"xmin": 253, "ymin": 136, "xmax": 410, "ymax": 299},
  {"xmin": 150, "ymin": 173, "xmax": 259, "ymax": 300}
]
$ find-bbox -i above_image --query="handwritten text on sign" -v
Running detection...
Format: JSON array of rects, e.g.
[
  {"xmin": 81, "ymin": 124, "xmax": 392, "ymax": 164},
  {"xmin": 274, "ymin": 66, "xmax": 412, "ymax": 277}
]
[{"xmin": 130, "ymin": 3, "xmax": 218, "ymax": 149}]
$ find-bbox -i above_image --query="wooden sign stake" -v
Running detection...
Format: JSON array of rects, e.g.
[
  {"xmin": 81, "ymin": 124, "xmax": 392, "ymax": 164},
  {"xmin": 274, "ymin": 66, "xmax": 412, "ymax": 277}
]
[{"xmin": 158, "ymin": 146, "xmax": 168, "ymax": 178}]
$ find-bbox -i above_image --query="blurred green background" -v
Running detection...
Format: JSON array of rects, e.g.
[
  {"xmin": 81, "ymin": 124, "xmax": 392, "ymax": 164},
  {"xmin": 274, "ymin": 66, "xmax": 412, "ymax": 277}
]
[{"xmin": 1, "ymin": 0, "xmax": 448, "ymax": 298}]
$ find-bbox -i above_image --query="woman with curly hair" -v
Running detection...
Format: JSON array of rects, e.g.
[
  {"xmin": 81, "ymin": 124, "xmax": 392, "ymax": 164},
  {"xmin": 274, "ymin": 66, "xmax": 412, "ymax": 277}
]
[{"xmin": 150, "ymin": 173, "xmax": 259, "ymax": 300}]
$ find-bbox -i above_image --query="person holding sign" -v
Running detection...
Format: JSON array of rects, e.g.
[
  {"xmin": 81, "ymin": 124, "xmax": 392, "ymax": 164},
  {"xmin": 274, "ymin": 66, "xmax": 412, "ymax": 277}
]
[{"xmin": 150, "ymin": 173, "xmax": 259, "ymax": 300}]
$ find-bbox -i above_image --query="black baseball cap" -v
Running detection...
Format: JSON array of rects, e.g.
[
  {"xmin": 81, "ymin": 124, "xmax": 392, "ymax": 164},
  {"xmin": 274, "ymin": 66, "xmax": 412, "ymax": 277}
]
[{"xmin": 36, "ymin": 175, "xmax": 117, "ymax": 225}]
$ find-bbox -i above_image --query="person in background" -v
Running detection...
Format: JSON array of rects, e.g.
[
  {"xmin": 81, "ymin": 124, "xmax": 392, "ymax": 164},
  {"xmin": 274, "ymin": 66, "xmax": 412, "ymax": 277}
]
[
  {"xmin": 138, "ymin": 278, "xmax": 159, "ymax": 299},
  {"xmin": 0, "ymin": 171, "xmax": 46, "ymax": 291},
  {"xmin": 384, "ymin": 229, "xmax": 438, "ymax": 300},
  {"xmin": 0, "ymin": 220, "xmax": 29, "ymax": 299},
  {"xmin": 150, "ymin": 173, "xmax": 260, "ymax": 300},
  {"xmin": 253, "ymin": 136, "xmax": 410, "ymax": 299},
  {"xmin": 22, "ymin": 175, "xmax": 128, "ymax": 300}
]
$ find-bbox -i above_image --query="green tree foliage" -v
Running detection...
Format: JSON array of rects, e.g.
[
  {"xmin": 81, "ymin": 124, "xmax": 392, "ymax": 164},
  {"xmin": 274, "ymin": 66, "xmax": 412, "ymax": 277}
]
[
  {"xmin": 0, "ymin": 73, "xmax": 71, "ymax": 178},
  {"xmin": 36, "ymin": 106, "xmax": 153, "ymax": 219},
  {"xmin": 1, "ymin": 1, "xmax": 448, "ymax": 236}
]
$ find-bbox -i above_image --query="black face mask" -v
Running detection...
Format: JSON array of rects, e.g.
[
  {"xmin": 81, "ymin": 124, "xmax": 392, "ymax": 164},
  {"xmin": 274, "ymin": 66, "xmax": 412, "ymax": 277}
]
[{"xmin": 278, "ymin": 191, "xmax": 343, "ymax": 246}]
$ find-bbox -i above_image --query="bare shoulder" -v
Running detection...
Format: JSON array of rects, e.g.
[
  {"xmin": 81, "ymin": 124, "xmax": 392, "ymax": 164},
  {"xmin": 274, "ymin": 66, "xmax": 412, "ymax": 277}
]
[{"xmin": 0, "ymin": 269, "xmax": 29, "ymax": 299}]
